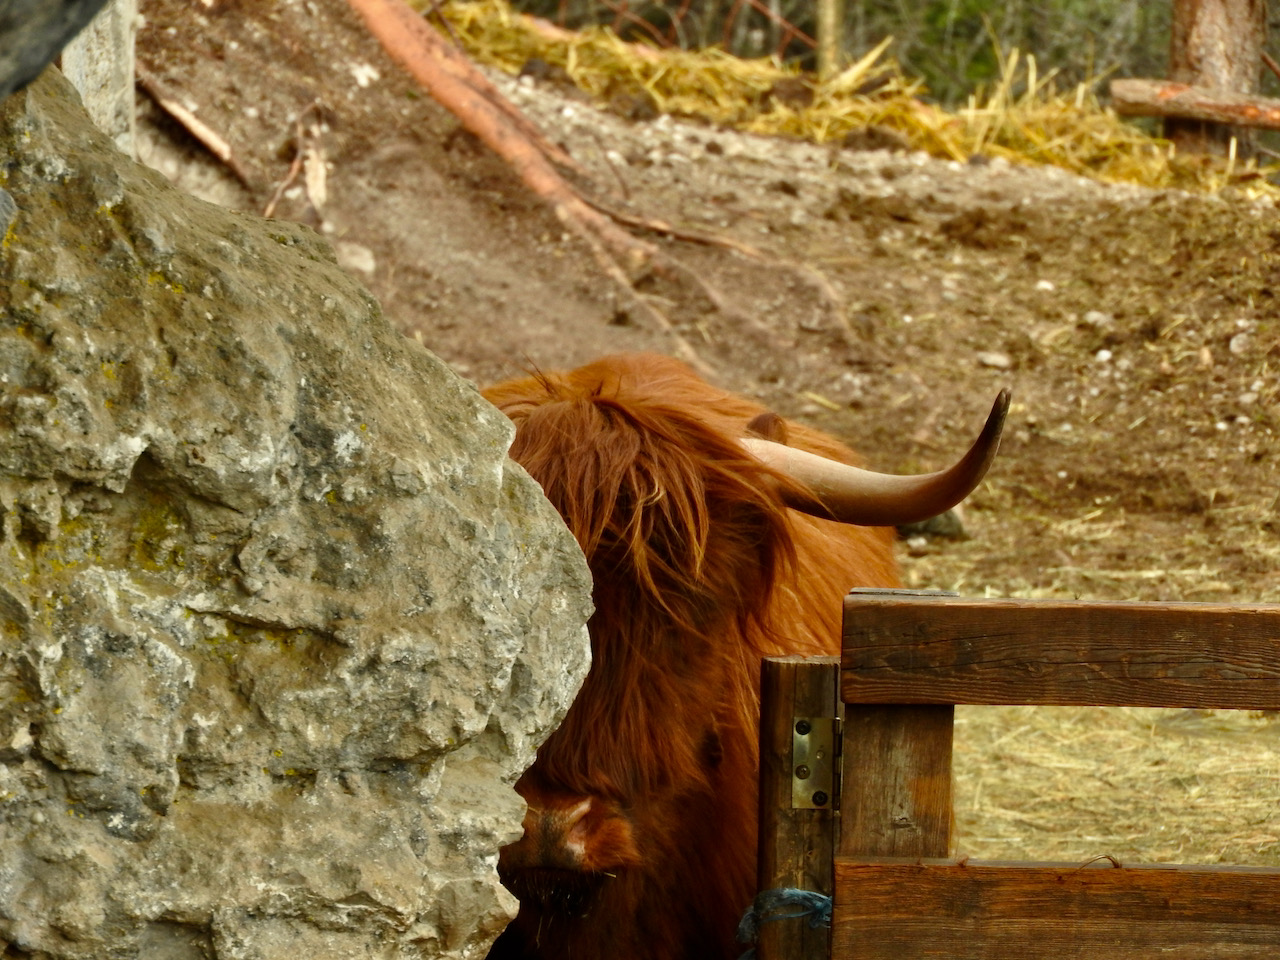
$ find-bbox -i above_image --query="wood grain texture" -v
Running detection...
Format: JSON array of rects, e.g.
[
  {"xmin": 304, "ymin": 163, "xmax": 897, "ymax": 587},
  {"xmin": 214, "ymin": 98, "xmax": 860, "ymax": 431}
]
[
  {"xmin": 1111, "ymin": 78, "xmax": 1280, "ymax": 129},
  {"xmin": 832, "ymin": 858, "xmax": 1280, "ymax": 959},
  {"xmin": 842, "ymin": 594, "xmax": 1280, "ymax": 708},
  {"xmin": 756, "ymin": 656, "xmax": 838, "ymax": 960},
  {"xmin": 838, "ymin": 705, "xmax": 953, "ymax": 860}
]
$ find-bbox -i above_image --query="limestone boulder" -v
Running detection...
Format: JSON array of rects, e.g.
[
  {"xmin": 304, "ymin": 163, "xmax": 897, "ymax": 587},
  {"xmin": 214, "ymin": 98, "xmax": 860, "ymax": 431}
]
[{"xmin": 0, "ymin": 70, "xmax": 592, "ymax": 959}]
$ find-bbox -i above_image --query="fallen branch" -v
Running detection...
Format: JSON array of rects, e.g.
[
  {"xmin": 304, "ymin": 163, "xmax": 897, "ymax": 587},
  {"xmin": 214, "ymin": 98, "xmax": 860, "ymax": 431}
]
[
  {"xmin": 1110, "ymin": 78, "xmax": 1280, "ymax": 131},
  {"xmin": 262, "ymin": 106, "xmax": 314, "ymax": 219},
  {"xmin": 582, "ymin": 196, "xmax": 845, "ymax": 333},
  {"xmin": 345, "ymin": 0, "xmax": 720, "ymax": 367},
  {"xmin": 344, "ymin": 0, "xmax": 848, "ymax": 371},
  {"xmin": 137, "ymin": 69, "xmax": 255, "ymax": 188},
  {"xmin": 349, "ymin": 0, "xmax": 580, "ymax": 175},
  {"xmin": 262, "ymin": 145, "xmax": 304, "ymax": 219}
]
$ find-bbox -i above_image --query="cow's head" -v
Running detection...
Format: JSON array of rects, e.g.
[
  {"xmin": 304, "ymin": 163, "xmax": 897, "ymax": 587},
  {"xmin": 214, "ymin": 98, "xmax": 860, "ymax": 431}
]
[{"xmin": 484, "ymin": 354, "xmax": 1007, "ymax": 958}]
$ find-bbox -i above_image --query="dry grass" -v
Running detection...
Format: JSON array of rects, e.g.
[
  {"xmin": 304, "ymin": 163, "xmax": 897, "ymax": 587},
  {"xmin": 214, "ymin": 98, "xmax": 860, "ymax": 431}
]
[
  {"xmin": 430, "ymin": 0, "xmax": 1277, "ymax": 197},
  {"xmin": 955, "ymin": 705, "xmax": 1280, "ymax": 866}
]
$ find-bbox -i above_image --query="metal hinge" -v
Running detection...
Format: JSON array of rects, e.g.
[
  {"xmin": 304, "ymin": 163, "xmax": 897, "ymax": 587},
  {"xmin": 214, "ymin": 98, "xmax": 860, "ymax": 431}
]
[{"xmin": 791, "ymin": 715, "xmax": 841, "ymax": 810}]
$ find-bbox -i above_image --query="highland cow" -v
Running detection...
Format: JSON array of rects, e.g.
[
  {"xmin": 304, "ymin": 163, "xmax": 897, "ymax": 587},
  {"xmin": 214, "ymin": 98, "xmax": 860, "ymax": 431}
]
[{"xmin": 484, "ymin": 354, "xmax": 1006, "ymax": 960}]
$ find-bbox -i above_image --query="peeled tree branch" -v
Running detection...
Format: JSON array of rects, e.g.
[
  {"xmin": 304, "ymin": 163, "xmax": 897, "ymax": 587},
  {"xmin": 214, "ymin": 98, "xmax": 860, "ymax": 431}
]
[
  {"xmin": 1111, "ymin": 78, "xmax": 1280, "ymax": 131},
  {"xmin": 344, "ymin": 0, "xmax": 849, "ymax": 374},
  {"xmin": 343, "ymin": 0, "xmax": 710, "ymax": 367}
]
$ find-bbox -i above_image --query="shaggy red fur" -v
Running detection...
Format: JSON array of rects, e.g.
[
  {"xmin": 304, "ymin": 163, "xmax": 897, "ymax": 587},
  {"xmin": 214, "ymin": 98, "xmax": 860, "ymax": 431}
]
[{"xmin": 484, "ymin": 354, "xmax": 899, "ymax": 960}]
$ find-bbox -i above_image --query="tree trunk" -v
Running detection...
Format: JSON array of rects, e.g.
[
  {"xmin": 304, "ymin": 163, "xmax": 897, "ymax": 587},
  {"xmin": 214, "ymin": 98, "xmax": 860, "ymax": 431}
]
[
  {"xmin": 1165, "ymin": 0, "xmax": 1266, "ymax": 155},
  {"xmin": 816, "ymin": 0, "xmax": 844, "ymax": 79}
]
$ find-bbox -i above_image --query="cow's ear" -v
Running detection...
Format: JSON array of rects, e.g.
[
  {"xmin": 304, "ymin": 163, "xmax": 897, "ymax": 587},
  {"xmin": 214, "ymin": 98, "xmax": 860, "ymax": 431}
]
[
  {"xmin": 745, "ymin": 412, "xmax": 789, "ymax": 444},
  {"xmin": 700, "ymin": 728, "xmax": 724, "ymax": 770}
]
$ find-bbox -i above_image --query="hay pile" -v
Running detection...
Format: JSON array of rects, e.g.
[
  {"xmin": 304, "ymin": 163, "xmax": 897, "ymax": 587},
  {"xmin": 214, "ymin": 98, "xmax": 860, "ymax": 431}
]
[{"xmin": 427, "ymin": 0, "xmax": 1275, "ymax": 196}]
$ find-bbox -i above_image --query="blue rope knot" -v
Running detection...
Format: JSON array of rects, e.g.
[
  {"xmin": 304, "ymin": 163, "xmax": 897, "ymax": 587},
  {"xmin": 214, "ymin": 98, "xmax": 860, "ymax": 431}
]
[{"xmin": 736, "ymin": 887, "xmax": 832, "ymax": 959}]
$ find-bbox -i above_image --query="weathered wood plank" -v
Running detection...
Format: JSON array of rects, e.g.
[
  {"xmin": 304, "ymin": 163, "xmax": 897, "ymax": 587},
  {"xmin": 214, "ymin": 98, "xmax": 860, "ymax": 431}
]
[
  {"xmin": 832, "ymin": 858, "xmax": 1280, "ymax": 959},
  {"xmin": 838, "ymin": 705, "xmax": 952, "ymax": 860},
  {"xmin": 842, "ymin": 594, "xmax": 1280, "ymax": 708},
  {"xmin": 756, "ymin": 656, "xmax": 838, "ymax": 960}
]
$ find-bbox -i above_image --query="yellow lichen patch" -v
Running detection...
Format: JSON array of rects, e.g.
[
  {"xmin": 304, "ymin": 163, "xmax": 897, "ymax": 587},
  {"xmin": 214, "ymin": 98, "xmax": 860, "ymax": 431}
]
[
  {"xmin": 202, "ymin": 623, "xmax": 306, "ymax": 665},
  {"xmin": 203, "ymin": 633, "xmax": 242, "ymax": 664},
  {"xmin": 146, "ymin": 271, "xmax": 185, "ymax": 295},
  {"xmin": 16, "ymin": 515, "xmax": 105, "ymax": 581},
  {"xmin": 259, "ymin": 627, "xmax": 301, "ymax": 650},
  {"xmin": 129, "ymin": 496, "xmax": 187, "ymax": 573}
]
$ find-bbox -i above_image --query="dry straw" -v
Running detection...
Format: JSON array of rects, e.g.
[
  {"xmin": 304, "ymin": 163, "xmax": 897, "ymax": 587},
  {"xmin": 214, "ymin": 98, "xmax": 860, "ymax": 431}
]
[
  {"xmin": 955, "ymin": 704, "xmax": 1280, "ymax": 867},
  {"xmin": 428, "ymin": 0, "xmax": 1276, "ymax": 197}
]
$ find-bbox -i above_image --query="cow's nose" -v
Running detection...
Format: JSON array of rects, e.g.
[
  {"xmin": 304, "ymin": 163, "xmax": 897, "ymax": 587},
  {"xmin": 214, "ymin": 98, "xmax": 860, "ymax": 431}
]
[
  {"xmin": 499, "ymin": 794, "xmax": 644, "ymax": 877},
  {"xmin": 520, "ymin": 797, "xmax": 594, "ymax": 871},
  {"xmin": 497, "ymin": 798, "xmax": 611, "ymax": 914}
]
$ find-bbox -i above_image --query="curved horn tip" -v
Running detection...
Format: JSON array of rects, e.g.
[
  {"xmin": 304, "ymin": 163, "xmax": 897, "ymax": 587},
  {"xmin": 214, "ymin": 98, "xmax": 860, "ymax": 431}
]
[
  {"xmin": 992, "ymin": 387, "xmax": 1012, "ymax": 423},
  {"xmin": 986, "ymin": 388, "xmax": 1011, "ymax": 443},
  {"xmin": 966, "ymin": 388, "xmax": 1011, "ymax": 480}
]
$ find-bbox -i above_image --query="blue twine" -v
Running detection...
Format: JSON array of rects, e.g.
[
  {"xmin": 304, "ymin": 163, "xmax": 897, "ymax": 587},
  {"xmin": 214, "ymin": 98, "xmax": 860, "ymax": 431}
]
[{"xmin": 736, "ymin": 888, "xmax": 832, "ymax": 959}]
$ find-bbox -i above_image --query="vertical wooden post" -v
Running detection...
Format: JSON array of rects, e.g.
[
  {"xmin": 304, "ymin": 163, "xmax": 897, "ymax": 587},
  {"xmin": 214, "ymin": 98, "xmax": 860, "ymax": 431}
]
[
  {"xmin": 1166, "ymin": 0, "xmax": 1266, "ymax": 154},
  {"xmin": 757, "ymin": 655, "xmax": 839, "ymax": 960},
  {"xmin": 816, "ymin": 0, "xmax": 844, "ymax": 80},
  {"xmin": 837, "ymin": 704, "xmax": 953, "ymax": 859},
  {"xmin": 840, "ymin": 590, "xmax": 954, "ymax": 860}
]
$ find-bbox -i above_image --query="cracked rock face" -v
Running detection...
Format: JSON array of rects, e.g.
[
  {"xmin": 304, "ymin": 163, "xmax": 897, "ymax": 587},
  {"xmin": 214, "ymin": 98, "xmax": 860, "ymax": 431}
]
[{"xmin": 0, "ymin": 70, "xmax": 592, "ymax": 960}]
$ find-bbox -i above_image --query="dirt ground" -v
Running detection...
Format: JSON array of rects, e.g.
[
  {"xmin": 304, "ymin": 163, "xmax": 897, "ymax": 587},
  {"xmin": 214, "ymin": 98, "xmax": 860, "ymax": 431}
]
[{"xmin": 133, "ymin": 0, "xmax": 1278, "ymax": 867}]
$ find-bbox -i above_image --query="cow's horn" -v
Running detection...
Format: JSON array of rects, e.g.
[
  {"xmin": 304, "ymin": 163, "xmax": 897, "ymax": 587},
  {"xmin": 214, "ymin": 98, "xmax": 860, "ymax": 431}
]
[{"xmin": 742, "ymin": 389, "xmax": 1010, "ymax": 526}]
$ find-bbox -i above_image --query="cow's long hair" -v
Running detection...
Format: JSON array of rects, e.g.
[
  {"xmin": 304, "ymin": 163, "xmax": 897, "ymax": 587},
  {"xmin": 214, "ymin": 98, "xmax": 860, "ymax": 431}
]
[{"xmin": 484, "ymin": 354, "xmax": 898, "ymax": 960}]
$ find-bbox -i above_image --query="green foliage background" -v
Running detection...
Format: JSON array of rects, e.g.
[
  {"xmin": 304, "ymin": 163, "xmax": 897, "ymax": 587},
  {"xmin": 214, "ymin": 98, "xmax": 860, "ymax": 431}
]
[{"xmin": 847, "ymin": 0, "xmax": 1170, "ymax": 103}]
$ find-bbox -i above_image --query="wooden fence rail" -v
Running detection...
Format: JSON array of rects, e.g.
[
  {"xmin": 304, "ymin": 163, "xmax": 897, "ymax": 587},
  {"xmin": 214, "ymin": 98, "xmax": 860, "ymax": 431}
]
[{"xmin": 757, "ymin": 591, "xmax": 1280, "ymax": 960}]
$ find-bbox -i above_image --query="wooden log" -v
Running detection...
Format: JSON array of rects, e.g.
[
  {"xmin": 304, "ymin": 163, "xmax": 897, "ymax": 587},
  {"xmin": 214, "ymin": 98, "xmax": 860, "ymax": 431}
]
[
  {"xmin": 838, "ymin": 704, "xmax": 952, "ymax": 860},
  {"xmin": 1111, "ymin": 78, "xmax": 1280, "ymax": 132},
  {"xmin": 832, "ymin": 857, "xmax": 1280, "ymax": 959},
  {"xmin": 756, "ymin": 656, "xmax": 839, "ymax": 960},
  {"xmin": 843, "ymin": 594, "xmax": 1280, "ymax": 709}
]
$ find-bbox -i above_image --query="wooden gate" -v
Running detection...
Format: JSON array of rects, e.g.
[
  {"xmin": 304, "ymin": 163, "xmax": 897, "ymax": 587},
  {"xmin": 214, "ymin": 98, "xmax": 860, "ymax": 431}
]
[{"xmin": 756, "ymin": 590, "xmax": 1280, "ymax": 960}]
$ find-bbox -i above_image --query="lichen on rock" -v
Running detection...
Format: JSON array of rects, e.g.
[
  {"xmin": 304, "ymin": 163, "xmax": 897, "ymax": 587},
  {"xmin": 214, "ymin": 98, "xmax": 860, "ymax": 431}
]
[{"xmin": 0, "ymin": 69, "xmax": 592, "ymax": 960}]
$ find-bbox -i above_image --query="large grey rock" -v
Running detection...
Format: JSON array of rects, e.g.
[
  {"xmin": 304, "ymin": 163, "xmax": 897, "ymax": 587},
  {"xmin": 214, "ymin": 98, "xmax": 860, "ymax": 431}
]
[{"xmin": 0, "ymin": 70, "xmax": 593, "ymax": 959}]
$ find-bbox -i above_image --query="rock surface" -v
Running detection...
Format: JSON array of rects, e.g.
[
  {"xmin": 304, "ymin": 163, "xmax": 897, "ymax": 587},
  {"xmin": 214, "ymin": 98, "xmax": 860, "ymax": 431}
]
[{"xmin": 0, "ymin": 70, "xmax": 593, "ymax": 959}]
